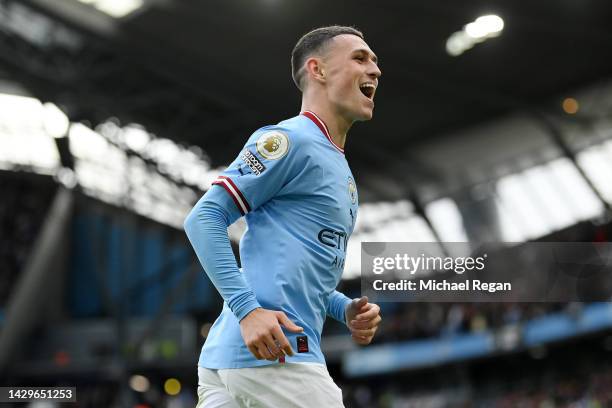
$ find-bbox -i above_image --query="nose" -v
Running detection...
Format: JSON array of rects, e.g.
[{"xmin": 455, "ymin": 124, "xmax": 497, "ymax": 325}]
[{"xmin": 368, "ymin": 61, "xmax": 381, "ymax": 79}]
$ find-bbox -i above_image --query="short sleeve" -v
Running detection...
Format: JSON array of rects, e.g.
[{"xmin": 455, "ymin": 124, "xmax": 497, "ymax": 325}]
[{"xmin": 212, "ymin": 126, "xmax": 304, "ymax": 215}]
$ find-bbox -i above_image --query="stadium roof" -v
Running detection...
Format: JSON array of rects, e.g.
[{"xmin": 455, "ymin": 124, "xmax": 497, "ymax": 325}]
[{"xmin": 5, "ymin": 0, "xmax": 612, "ymax": 190}]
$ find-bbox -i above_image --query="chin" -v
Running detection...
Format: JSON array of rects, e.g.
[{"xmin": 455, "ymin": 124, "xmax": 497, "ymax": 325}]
[{"xmin": 356, "ymin": 108, "xmax": 374, "ymax": 121}]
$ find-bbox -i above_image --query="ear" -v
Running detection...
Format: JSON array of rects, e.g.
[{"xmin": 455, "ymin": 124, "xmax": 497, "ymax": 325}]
[{"xmin": 305, "ymin": 57, "xmax": 326, "ymax": 84}]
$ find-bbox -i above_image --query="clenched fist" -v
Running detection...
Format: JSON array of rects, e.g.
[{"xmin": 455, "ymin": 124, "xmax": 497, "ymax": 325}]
[{"xmin": 345, "ymin": 296, "xmax": 381, "ymax": 345}]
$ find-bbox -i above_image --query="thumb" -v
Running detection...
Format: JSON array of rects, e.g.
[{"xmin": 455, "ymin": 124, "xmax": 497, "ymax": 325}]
[
  {"xmin": 276, "ymin": 312, "xmax": 304, "ymax": 333},
  {"xmin": 352, "ymin": 296, "xmax": 369, "ymax": 310}
]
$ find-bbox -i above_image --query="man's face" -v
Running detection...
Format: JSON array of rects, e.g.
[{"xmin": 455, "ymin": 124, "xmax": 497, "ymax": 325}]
[{"xmin": 321, "ymin": 34, "xmax": 381, "ymax": 121}]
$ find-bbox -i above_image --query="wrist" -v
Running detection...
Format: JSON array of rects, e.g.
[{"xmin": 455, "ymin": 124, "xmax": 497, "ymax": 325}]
[{"xmin": 238, "ymin": 306, "xmax": 262, "ymax": 323}]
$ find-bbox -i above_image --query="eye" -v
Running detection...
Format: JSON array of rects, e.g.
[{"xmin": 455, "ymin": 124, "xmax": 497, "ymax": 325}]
[{"xmin": 354, "ymin": 55, "xmax": 365, "ymax": 62}]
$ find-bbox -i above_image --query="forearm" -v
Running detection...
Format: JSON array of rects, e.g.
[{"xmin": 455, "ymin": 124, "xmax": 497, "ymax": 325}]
[{"xmin": 184, "ymin": 189, "xmax": 260, "ymax": 320}]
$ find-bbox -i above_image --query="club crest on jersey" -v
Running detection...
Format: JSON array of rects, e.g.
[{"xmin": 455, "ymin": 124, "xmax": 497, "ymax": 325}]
[
  {"xmin": 348, "ymin": 177, "xmax": 357, "ymax": 205},
  {"xmin": 256, "ymin": 131, "xmax": 289, "ymax": 160}
]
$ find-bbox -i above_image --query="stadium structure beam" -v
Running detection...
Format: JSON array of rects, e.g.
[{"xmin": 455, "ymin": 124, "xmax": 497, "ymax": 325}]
[
  {"xmin": 361, "ymin": 145, "xmax": 450, "ymax": 254},
  {"xmin": 0, "ymin": 187, "xmax": 73, "ymax": 374},
  {"xmin": 535, "ymin": 114, "xmax": 612, "ymax": 216}
]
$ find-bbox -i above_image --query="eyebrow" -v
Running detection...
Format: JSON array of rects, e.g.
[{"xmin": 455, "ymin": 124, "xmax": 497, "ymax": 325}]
[{"xmin": 353, "ymin": 48, "xmax": 378, "ymax": 64}]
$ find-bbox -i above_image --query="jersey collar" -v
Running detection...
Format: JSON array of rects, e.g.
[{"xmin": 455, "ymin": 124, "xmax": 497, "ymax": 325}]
[{"xmin": 301, "ymin": 110, "xmax": 345, "ymax": 155}]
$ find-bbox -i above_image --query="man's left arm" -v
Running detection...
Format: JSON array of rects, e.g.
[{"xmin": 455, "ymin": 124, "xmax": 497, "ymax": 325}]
[{"xmin": 327, "ymin": 291, "xmax": 382, "ymax": 345}]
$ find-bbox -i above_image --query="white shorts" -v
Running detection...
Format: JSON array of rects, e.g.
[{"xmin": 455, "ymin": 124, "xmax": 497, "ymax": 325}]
[{"xmin": 196, "ymin": 363, "xmax": 345, "ymax": 408}]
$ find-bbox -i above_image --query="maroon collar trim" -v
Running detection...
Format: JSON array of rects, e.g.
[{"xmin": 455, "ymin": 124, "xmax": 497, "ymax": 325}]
[{"xmin": 301, "ymin": 110, "xmax": 345, "ymax": 154}]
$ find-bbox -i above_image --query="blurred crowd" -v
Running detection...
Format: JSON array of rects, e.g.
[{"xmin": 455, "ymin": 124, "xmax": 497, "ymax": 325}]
[
  {"xmin": 373, "ymin": 302, "xmax": 569, "ymax": 343},
  {"xmin": 339, "ymin": 337, "xmax": 612, "ymax": 408},
  {"xmin": 483, "ymin": 368, "xmax": 612, "ymax": 408},
  {"xmin": 343, "ymin": 368, "xmax": 612, "ymax": 408},
  {"xmin": 323, "ymin": 300, "xmax": 574, "ymax": 343}
]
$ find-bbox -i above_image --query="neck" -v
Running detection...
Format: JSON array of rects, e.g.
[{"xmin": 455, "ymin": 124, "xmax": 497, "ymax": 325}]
[{"xmin": 300, "ymin": 98, "xmax": 353, "ymax": 149}]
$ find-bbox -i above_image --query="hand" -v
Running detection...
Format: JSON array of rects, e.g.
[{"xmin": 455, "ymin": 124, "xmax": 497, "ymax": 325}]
[
  {"xmin": 345, "ymin": 296, "xmax": 381, "ymax": 345},
  {"xmin": 239, "ymin": 308, "xmax": 304, "ymax": 361}
]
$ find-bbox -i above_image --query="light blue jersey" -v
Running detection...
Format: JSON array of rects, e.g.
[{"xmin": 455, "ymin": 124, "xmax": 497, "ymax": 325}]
[{"xmin": 185, "ymin": 111, "xmax": 358, "ymax": 369}]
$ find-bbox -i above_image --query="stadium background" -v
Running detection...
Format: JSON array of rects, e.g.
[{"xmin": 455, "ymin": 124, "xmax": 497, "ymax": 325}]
[{"xmin": 1, "ymin": 0, "xmax": 612, "ymax": 406}]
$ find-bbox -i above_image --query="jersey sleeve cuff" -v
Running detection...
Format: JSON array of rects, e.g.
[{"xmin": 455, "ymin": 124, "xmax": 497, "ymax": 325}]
[
  {"xmin": 328, "ymin": 291, "xmax": 352, "ymax": 324},
  {"xmin": 341, "ymin": 297, "xmax": 352, "ymax": 325},
  {"xmin": 228, "ymin": 291, "xmax": 262, "ymax": 321}
]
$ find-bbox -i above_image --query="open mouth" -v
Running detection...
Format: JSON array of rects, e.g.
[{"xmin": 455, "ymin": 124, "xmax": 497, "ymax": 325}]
[{"xmin": 359, "ymin": 83, "xmax": 375, "ymax": 99}]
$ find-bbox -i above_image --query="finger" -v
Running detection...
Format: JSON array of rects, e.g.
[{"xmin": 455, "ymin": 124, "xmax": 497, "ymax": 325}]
[
  {"xmin": 265, "ymin": 345, "xmax": 279, "ymax": 361},
  {"xmin": 350, "ymin": 319, "xmax": 374, "ymax": 329},
  {"xmin": 355, "ymin": 304, "xmax": 380, "ymax": 321},
  {"xmin": 350, "ymin": 328, "xmax": 376, "ymax": 337},
  {"xmin": 351, "ymin": 330, "xmax": 371, "ymax": 340},
  {"xmin": 271, "ymin": 325, "xmax": 295, "ymax": 356},
  {"xmin": 248, "ymin": 344, "xmax": 263, "ymax": 360},
  {"xmin": 276, "ymin": 312, "xmax": 304, "ymax": 333},
  {"xmin": 350, "ymin": 326, "xmax": 378, "ymax": 333},
  {"xmin": 351, "ymin": 333, "xmax": 371, "ymax": 345},
  {"xmin": 350, "ymin": 315, "xmax": 382, "ymax": 329},
  {"xmin": 262, "ymin": 334, "xmax": 282, "ymax": 358},
  {"xmin": 351, "ymin": 296, "xmax": 368, "ymax": 311},
  {"xmin": 349, "ymin": 320, "xmax": 368, "ymax": 329},
  {"xmin": 257, "ymin": 343, "xmax": 274, "ymax": 361}
]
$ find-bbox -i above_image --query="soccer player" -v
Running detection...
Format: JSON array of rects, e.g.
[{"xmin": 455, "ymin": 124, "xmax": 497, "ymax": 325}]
[{"xmin": 184, "ymin": 25, "xmax": 382, "ymax": 407}]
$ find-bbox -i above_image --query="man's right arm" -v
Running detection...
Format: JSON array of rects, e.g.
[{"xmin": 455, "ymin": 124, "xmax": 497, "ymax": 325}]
[
  {"xmin": 183, "ymin": 186, "xmax": 261, "ymax": 320},
  {"xmin": 183, "ymin": 186, "xmax": 302, "ymax": 360}
]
